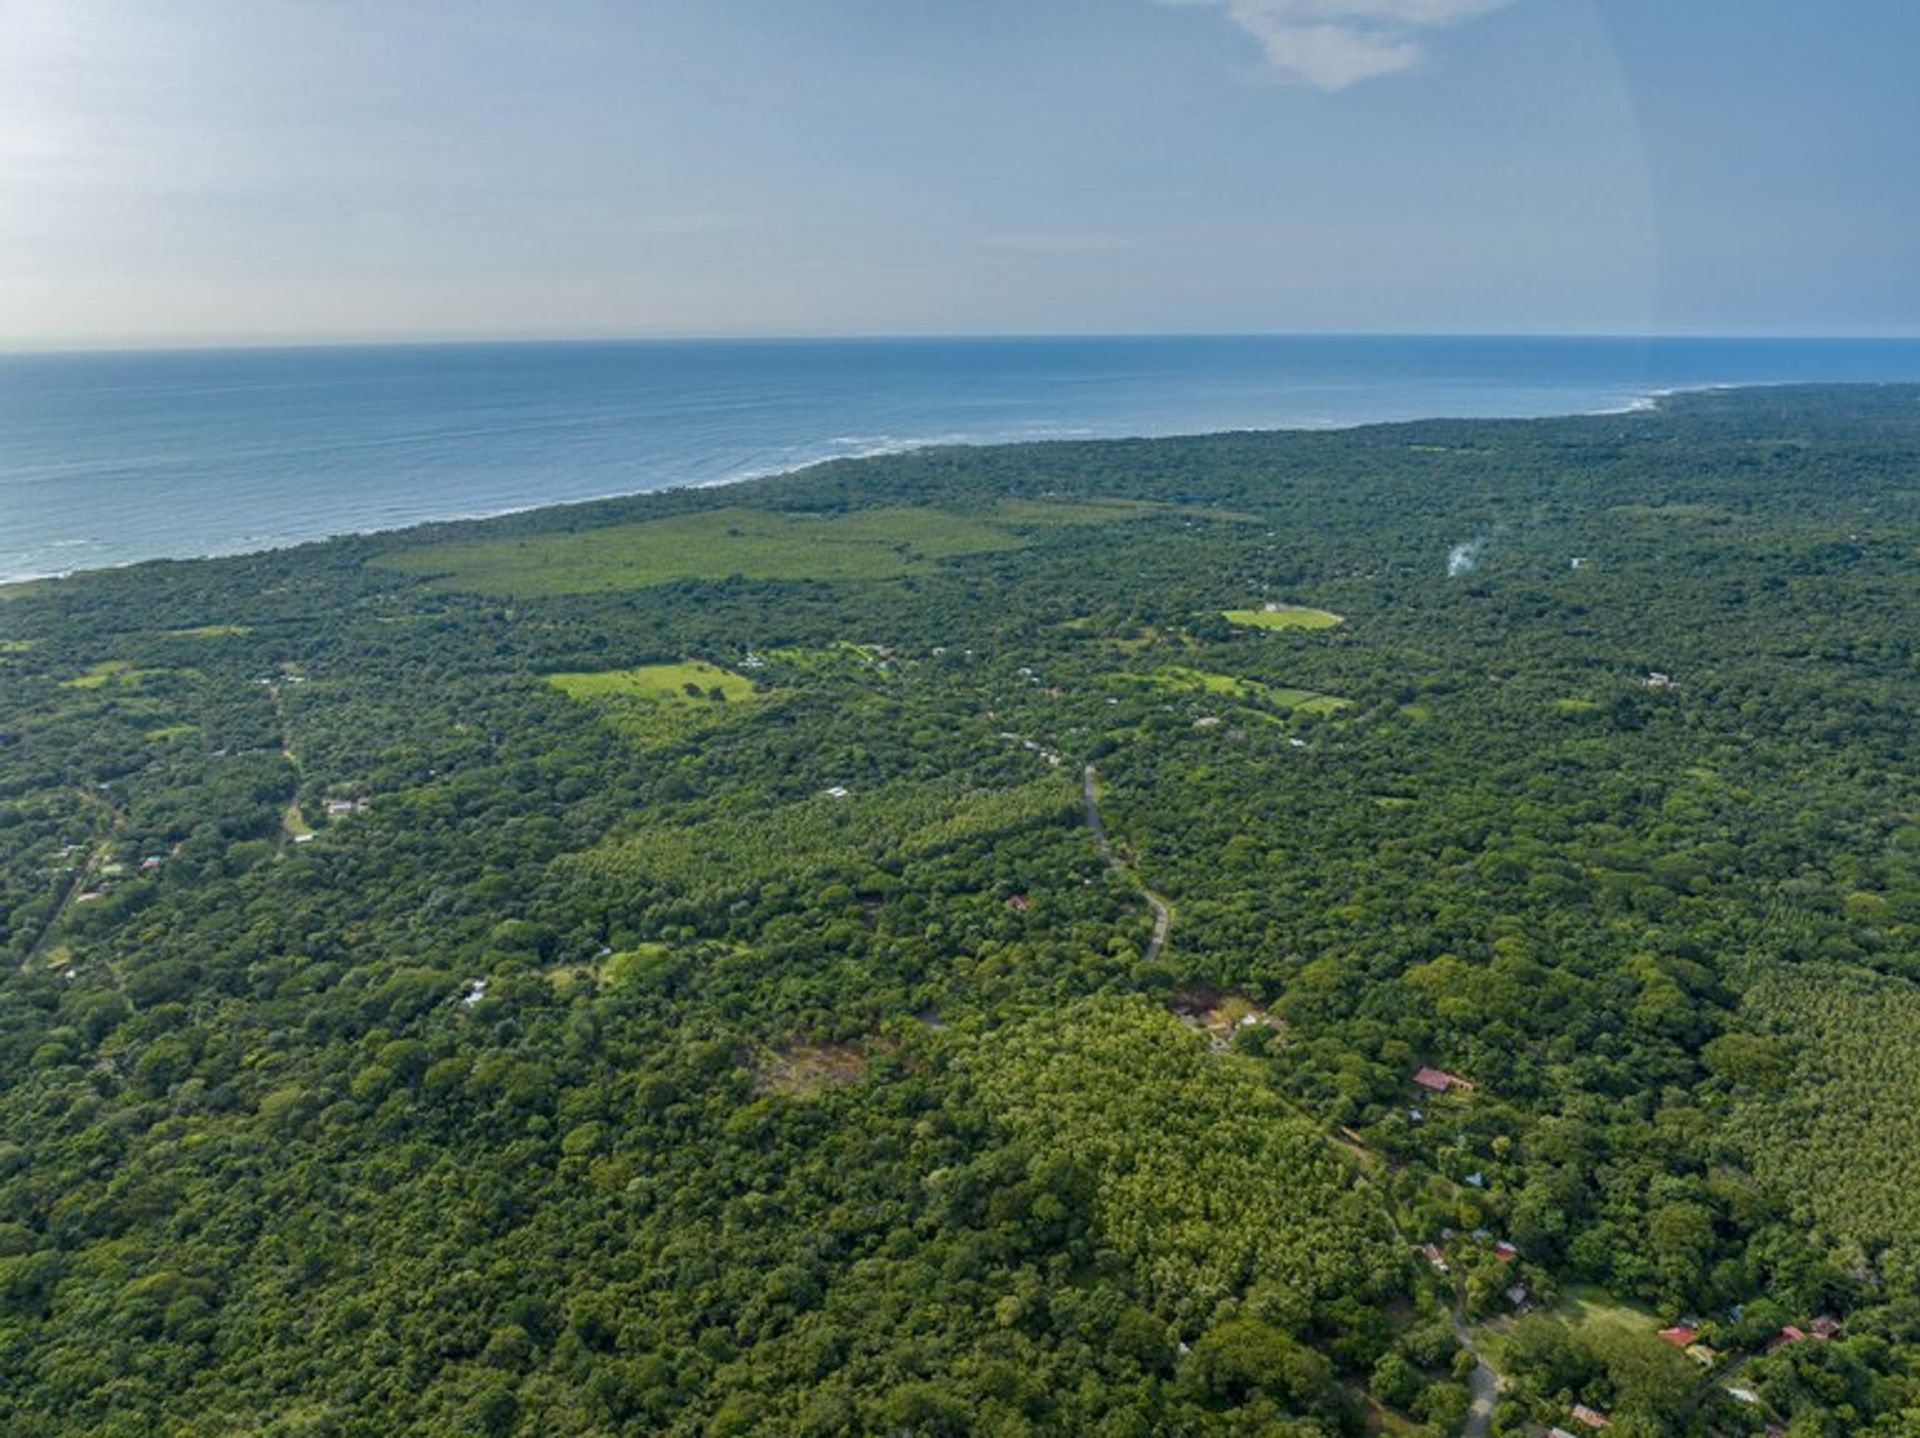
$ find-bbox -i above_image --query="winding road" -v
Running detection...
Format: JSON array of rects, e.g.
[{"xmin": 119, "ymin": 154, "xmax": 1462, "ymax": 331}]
[
  {"xmin": 1081, "ymin": 762, "xmax": 1171, "ymax": 963},
  {"xmin": 1079, "ymin": 765, "xmax": 1490, "ymax": 1436}
]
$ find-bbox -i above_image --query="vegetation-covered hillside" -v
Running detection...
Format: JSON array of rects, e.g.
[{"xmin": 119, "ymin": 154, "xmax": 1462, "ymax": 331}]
[{"xmin": 2, "ymin": 386, "xmax": 1919, "ymax": 1435}]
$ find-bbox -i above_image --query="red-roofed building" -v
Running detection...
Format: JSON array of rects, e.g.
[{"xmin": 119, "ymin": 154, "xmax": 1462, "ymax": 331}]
[
  {"xmin": 1767, "ymin": 1325, "xmax": 1807, "ymax": 1353},
  {"xmin": 1413, "ymin": 1065, "xmax": 1472, "ymax": 1094},
  {"xmin": 1659, "ymin": 1324, "xmax": 1698, "ymax": 1347},
  {"xmin": 1493, "ymin": 1240, "xmax": 1519, "ymax": 1263},
  {"xmin": 1571, "ymin": 1404, "xmax": 1611, "ymax": 1429}
]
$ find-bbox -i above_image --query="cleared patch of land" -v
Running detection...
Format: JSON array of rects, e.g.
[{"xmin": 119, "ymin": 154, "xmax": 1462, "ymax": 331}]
[
  {"xmin": 547, "ymin": 660, "xmax": 756, "ymax": 705},
  {"xmin": 1223, "ymin": 604, "xmax": 1345, "ymax": 631},
  {"xmin": 1122, "ymin": 665, "xmax": 1349, "ymax": 715},
  {"xmin": 754, "ymin": 1041, "xmax": 867, "ymax": 1097},
  {"xmin": 378, "ymin": 505, "xmax": 1028, "ymax": 595},
  {"xmin": 165, "ymin": 624, "xmax": 251, "ymax": 639},
  {"xmin": 377, "ymin": 498, "xmax": 1235, "ymax": 595},
  {"xmin": 1473, "ymin": 1284, "xmax": 1657, "ymax": 1372},
  {"xmin": 546, "ymin": 660, "xmax": 759, "ymax": 745},
  {"xmin": 995, "ymin": 497, "xmax": 1259, "ymax": 527},
  {"xmin": 60, "ymin": 660, "xmax": 152, "ymax": 689}
]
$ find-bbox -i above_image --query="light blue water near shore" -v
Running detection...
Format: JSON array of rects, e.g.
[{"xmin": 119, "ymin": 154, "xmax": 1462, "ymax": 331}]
[{"xmin": 4, "ymin": 334, "xmax": 1920, "ymax": 583}]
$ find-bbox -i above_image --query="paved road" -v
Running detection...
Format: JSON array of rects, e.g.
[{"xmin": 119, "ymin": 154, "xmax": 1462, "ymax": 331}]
[{"xmin": 1081, "ymin": 763, "xmax": 1171, "ymax": 963}]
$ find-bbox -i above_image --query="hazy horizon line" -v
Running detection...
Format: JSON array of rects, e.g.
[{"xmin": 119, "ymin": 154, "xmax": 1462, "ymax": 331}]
[{"xmin": 7, "ymin": 328, "xmax": 1920, "ymax": 359}]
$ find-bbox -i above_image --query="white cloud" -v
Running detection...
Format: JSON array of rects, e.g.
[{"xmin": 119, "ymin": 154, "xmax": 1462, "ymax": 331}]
[{"xmin": 1167, "ymin": 0, "xmax": 1513, "ymax": 90}]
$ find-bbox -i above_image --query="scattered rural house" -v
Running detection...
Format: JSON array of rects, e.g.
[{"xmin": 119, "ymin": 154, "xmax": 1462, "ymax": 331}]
[
  {"xmin": 1551, "ymin": 1429, "xmax": 1579, "ymax": 1438},
  {"xmin": 325, "ymin": 798, "xmax": 362, "ymax": 816},
  {"xmin": 99, "ymin": 862, "xmax": 127, "ymax": 878},
  {"xmin": 1464, "ymin": 1172, "xmax": 1485, "ymax": 1188},
  {"xmin": 1507, "ymin": 1281, "xmax": 1529, "ymax": 1308},
  {"xmin": 1419, "ymin": 1243, "xmax": 1449, "ymax": 1274},
  {"xmin": 1809, "ymin": 1316, "xmax": 1841, "ymax": 1339},
  {"xmin": 1726, "ymin": 1388, "xmax": 1759, "ymax": 1405},
  {"xmin": 1570, "ymin": 1403, "xmax": 1611, "ymax": 1429},
  {"xmin": 1493, "ymin": 1241, "xmax": 1519, "ymax": 1262},
  {"xmin": 76, "ymin": 891, "xmax": 103, "ymax": 904},
  {"xmin": 1644, "ymin": 671, "xmax": 1675, "ymax": 688},
  {"xmin": 1570, "ymin": 556, "xmax": 1589, "ymax": 570},
  {"xmin": 461, "ymin": 979, "xmax": 488, "ymax": 1009},
  {"xmin": 292, "ymin": 833, "xmax": 315, "ymax": 844},
  {"xmin": 1287, "ymin": 736, "xmax": 1308, "ymax": 748},
  {"xmin": 823, "ymin": 786, "xmax": 850, "ymax": 800},
  {"xmin": 1043, "ymin": 686, "xmax": 1064, "ymax": 699},
  {"xmin": 1006, "ymin": 895, "xmax": 1031, "ymax": 912},
  {"xmin": 1686, "ymin": 1343, "xmax": 1717, "ymax": 1366},
  {"xmin": 1413, "ymin": 1065, "xmax": 1472, "ymax": 1094},
  {"xmin": 1407, "ymin": 1108, "xmax": 1425, "ymax": 1122},
  {"xmin": 1659, "ymin": 1324, "xmax": 1699, "ymax": 1348},
  {"xmin": 140, "ymin": 856, "xmax": 163, "ymax": 871},
  {"xmin": 1768, "ymin": 1325, "xmax": 1808, "ymax": 1352}
]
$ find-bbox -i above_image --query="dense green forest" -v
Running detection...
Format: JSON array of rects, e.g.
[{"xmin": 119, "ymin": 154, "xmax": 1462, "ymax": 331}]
[{"xmin": 2, "ymin": 385, "xmax": 1918, "ymax": 1435}]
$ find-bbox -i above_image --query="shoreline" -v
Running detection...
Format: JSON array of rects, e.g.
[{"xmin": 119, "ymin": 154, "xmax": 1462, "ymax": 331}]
[{"xmin": 0, "ymin": 378, "xmax": 1837, "ymax": 589}]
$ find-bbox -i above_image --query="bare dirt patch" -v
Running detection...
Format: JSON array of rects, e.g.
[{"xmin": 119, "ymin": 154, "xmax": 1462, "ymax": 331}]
[
  {"xmin": 755, "ymin": 1041, "xmax": 868, "ymax": 1096},
  {"xmin": 1170, "ymin": 987, "xmax": 1285, "ymax": 1049}
]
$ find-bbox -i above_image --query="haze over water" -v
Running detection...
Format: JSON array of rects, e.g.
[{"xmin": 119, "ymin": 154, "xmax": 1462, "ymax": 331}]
[{"xmin": 5, "ymin": 334, "xmax": 1920, "ymax": 585}]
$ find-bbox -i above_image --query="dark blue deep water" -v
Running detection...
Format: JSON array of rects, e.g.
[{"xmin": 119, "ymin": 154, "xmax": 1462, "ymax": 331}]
[{"xmin": 5, "ymin": 334, "xmax": 1920, "ymax": 582}]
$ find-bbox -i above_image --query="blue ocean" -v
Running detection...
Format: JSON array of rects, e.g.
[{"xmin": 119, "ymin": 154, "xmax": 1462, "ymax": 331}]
[{"xmin": 4, "ymin": 334, "xmax": 1920, "ymax": 584}]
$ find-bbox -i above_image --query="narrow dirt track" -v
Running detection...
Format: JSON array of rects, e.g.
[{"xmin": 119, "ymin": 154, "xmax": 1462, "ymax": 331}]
[{"xmin": 1081, "ymin": 762, "xmax": 1171, "ymax": 963}]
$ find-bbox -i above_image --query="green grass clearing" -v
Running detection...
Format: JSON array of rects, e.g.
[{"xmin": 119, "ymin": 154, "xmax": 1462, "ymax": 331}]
[
  {"xmin": 1223, "ymin": 605, "xmax": 1345, "ymax": 631},
  {"xmin": 546, "ymin": 661, "xmax": 760, "ymax": 745},
  {"xmin": 761, "ymin": 642, "xmax": 900, "ymax": 677},
  {"xmin": 61, "ymin": 660, "xmax": 154, "ymax": 689},
  {"xmin": 378, "ymin": 505, "xmax": 1030, "ymax": 595},
  {"xmin": 1122, "ymin": 665, "xmax": 1349, "ymax": 715},
  {"xmin": 166, "ymin": 624, "xmax": 252, "ymax": 639},
  {"xmin": 994, "ymin": 497, "xmax": 1259, "ymax": 527},
  {"xmin": 282, "ymin": 805, "xmax": 314, "ymax": 841},
  {"xmin": 547, "ymin": 660, "xmax": 756, "ymax": 705},
  {"xmin": 1475, "ymin": 1284, "xmax": 1657, "ymax": 1372}
]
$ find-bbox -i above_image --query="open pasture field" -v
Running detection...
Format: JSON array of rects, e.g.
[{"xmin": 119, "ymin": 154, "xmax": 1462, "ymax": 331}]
[
  {"xmin": 59, "ymin": 659, "xmax": 155, "ymax": 689},
  {"xmin": 377, "ymin": 496, "xmax": 1238, "ymax": 596},
  {"xmin": 546, "ymin": 660, "xmax": 756, "ymax": 705},
  {"xmin": 378, "ymin": 504, "xmax": 1028, "ymax": 595},
  {"xmin": 1223, "ymin": 604, "xmax": 1345, "ymax": 631},
  {"xmin": 546, "ymin": 660, "xmax": 759, "ymax": 744},
  {"xmin": 1125, "ymin": 664, "xmax": 1349, "ymax": 714}
]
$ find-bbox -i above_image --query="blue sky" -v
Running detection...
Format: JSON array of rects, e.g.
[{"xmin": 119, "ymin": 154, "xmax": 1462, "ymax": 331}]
[{"xmin": 1, "ymin": 0, "xmax": 1914, "ymax": 343}]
